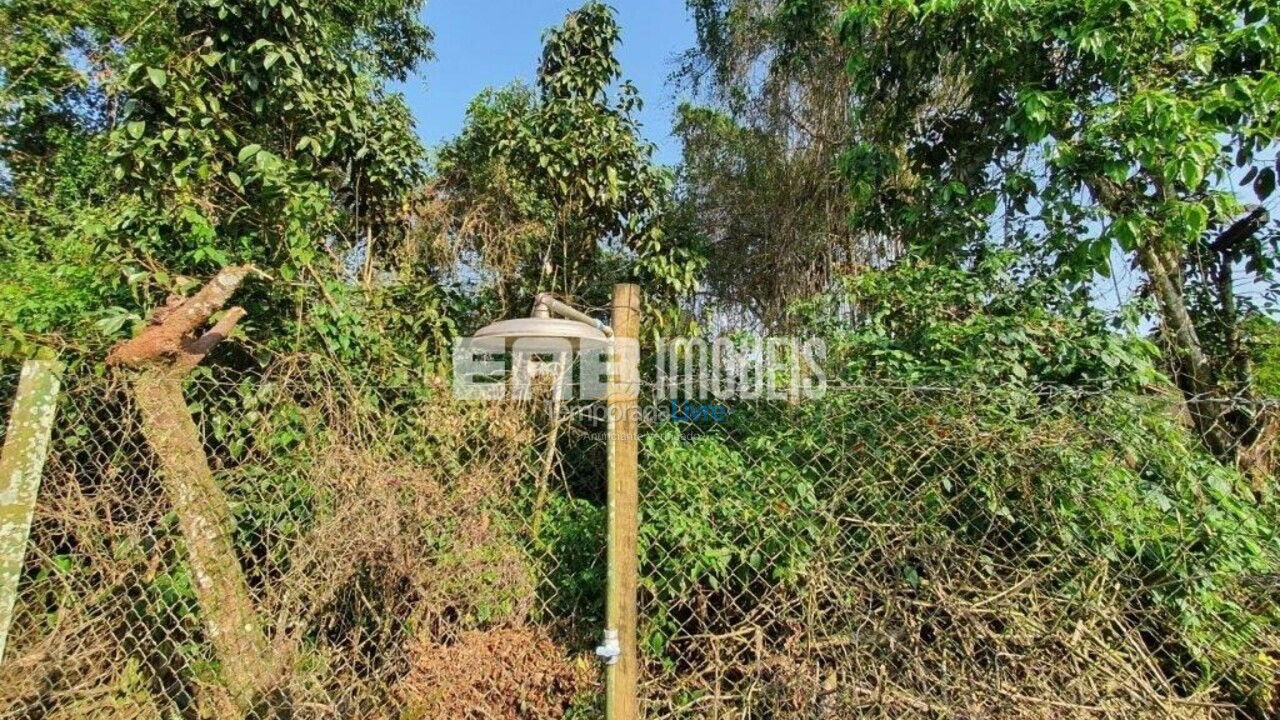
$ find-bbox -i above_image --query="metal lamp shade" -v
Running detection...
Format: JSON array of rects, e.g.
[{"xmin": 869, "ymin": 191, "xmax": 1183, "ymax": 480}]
[{"xmin": 471, "ymin": 317, "xmax": 609, "ymax": 350}]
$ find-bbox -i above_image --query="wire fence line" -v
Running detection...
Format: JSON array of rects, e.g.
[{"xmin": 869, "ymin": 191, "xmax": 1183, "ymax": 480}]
[
  {"xmin": 0, "ymin": 363, "xmax": 1277, "ymax": 719},
  {"xmin": 635, "ymin": 386, "xmax": 1279, "ymax": 719}
]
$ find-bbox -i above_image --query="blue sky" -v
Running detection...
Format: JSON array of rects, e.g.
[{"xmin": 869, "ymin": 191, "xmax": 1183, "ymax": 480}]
[{"xmin": 398, "ymin": 0, "xmax": 697, "ymax": 166}]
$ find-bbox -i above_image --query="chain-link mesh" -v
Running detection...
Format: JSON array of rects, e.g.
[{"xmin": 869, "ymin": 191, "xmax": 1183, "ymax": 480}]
[
  {"xmin": 0, "ymin": 363, "xmax": 19, "ymax": 438},
  {"xmin": 1, "ymin": 367, "xmax": 1277, "ymax": 719},
  {"xmin": 0, "ymin": 365, "xmax": 605, "ymax": 719},
  {"xmin": 635, "ymin": 384, "xmax": 1280, "ymax": 719}
]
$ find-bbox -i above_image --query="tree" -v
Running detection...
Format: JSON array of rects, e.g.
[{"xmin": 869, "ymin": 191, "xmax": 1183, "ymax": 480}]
[
  {"xmin": 677, "ymin": 0, "xmax": 884, "ymax": 330},
  {"xmin": 827, "ymin": 0, "xmax": 1280, "ymax": 453},
  {"xmin": 1, "ymin": 0, "xmax": 441, "ymax": 702},
  {"xmin": 0, "ymin": 0, "xmax": 154, "ymax": 360},
  {"xmin": 800, "ymin": 255, "xmax": 1161, "ymax": 389},
  {"xmin": 422, "ymin": 1, "xmax": 701, "ymax": 317},
  {"xmin": 0, "ymin": 0, "xmax": 435, "ymax": 367},
  {"xmin": 107, "ymin": 0, "xmax": 430, "ymax": 278},
  {"xmin": 106, "ymin": 266, "xmax": 272, "ymax": 710}
]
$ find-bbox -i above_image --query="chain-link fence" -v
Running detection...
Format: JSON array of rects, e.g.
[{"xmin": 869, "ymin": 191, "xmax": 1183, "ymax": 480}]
[
  {"xmin": 0, "ymin": 364, "xmax": 606, "ymax": 719},
  {"xmin": 1, "ymin": 364, "xmax": 1277, "ymax": 719},
  {"xmin": 634, "ymin": 385, "xmax": 1279, "ymax": 719}
]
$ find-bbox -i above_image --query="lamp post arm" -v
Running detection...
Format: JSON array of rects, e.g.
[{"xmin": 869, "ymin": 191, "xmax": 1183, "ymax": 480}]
[{"xmin": 534, "ymin": 293, "xmax": 614, "ymax": 336}]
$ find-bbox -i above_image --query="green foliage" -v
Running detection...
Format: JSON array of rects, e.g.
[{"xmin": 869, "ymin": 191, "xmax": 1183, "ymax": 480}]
[
  {"xmin": 798, "ymin": 257, "xmax": 1162, "ymax": 388},
  {"xmin": 638, "ymin": 385, "xmax": 1279, "ymax": 710},
  {"xmin": 642, "ymin": 421, "xmax": 823, "ymax": 597},
  {"xmin": 685, "ymin": 0, "xmax": 1280, "ymax": 418},
  {"xmin": 0, "ymin": 184, "xmax": 129, "ymax": 360},
  {"xmin": 107, "ymin": 0, "xmax": 430, "ymax": 280},
  {"xmin": 1, "ymin": 0, "xmax": 444, "ymax": 376},
  {"xmin": 1066, "ymin": 397, "xmax": 1279, "ymax": 704},
  {"xmin": 430, "ymin": 1, "xmax": 702, "ymax": 313},
  {"xmin": 639, "ymin": 417, "xmax": 826, "ymax": 658},
  {"xmin": 6, "ymin": 3, "xmax": 1280, "ymax": 714},
  {"xmin": 0, "ymin": 0, "xmax": 149, "ymax": 163},
  {"xmin": 522, "ymin": 489, "xmax": 606, "ymax": 626},
  {"xmin": 1243, "ymin": 314, "xmax": 1280, "ymax": 396},
  {"xmin": 635, "ymin": 260, "xmax": 1275, "ymax": 710},
  {"xmin": 835, "ymin": 0, "xmax": 1280, "ymax": 260},
  {"xmin": 826, "ymin": 0, "xmax": 1280, "ymax": 412}
]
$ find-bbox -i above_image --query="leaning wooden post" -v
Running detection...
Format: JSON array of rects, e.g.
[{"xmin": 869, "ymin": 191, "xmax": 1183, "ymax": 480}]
[
  {"xmin": 107, "ymin": 266, "xmax": 273, "ymax": 710},
  {"xmin": 0, "ymin": 358, "xmax": 62, "ymax": 664},
  {"xmin": 605, "ymin": 283, "xmax": 641, "ymax": 720}
]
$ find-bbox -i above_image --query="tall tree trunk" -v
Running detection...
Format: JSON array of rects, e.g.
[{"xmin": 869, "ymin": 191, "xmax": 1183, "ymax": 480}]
[
  {"xmin": 1215, "ymin": 252, "xmax": 1250, "ymax": 389},
  {"xmin": 1209, "ymin": 206, "xmax": 1268, "ymax": 391},
  {"xmin": 1137, "ymin": 241, "xmax": 1232, "ymax": 457},
  {"xmin": 107, "ymin": 266, "xmax": 273, "ymax": 710}
]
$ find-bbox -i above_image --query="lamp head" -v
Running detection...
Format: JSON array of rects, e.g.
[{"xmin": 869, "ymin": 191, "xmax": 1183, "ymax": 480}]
[{"xmin": 470, "ymin": 317, "xmax": 609, "ymax": 351}]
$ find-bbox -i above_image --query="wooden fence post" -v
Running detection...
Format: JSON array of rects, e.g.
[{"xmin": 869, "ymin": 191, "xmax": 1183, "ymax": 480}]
[
  {"xmin": 0, "ymin": 359, "xmax": 63, "ymax": 664},
  {"xmin": 606, "ymin": 283, "xmax": 641, "ymax": 720}
]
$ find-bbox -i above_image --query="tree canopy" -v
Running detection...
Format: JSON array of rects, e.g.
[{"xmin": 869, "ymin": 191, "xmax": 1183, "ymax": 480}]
[
  {"xmin": 5, "ymin": 0, "xmax": 1280, "ymax": 417},
  {"xmin": 421, "ymin": 1, "xmax": 702, "ymax": 321},
  {"xmin": 1, "ymin": 0, "xmax": 436, "ymax": 374},
  {"xmin": 674, "ymin": 0, "xmax": 1280, "ymax": 452}
]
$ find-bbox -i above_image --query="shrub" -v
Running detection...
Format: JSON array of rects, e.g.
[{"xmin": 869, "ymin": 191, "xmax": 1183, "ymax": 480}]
[{"xmin": 636, "ymin": 385, "xmax": 1280, "ymax": 716}]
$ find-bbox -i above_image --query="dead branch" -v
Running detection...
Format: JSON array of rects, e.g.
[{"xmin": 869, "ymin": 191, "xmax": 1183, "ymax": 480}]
[
  {"xmin": 107, "ymin": 265, "xmax": 260, "ymax": 372},
  {"xmin": 1209, "ymin": 206, "xmax": 1270, "ymax": 255}
]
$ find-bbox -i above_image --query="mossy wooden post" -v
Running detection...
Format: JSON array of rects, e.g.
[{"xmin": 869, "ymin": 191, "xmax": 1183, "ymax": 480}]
[
  {"xmin": 606, "ymin": 283, "xmax": 641, "ymax": 720},
  {"xmin": 107, "ymin": 266, "xmax": 272, "ymax": 710},
  {"xmin": 0, "ymin": 359, "xmax": 62, "ymax": 664}
]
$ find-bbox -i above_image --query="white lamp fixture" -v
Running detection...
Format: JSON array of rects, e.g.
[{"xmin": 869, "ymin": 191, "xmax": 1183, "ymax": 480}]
[{"xmin": 472, "ymin": 293, "xmax": 612, "ymax": 348}]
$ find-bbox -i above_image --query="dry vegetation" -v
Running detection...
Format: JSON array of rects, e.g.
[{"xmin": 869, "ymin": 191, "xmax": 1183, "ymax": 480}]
[
  {"xmin": 1, "ymin": 368, "xmax": 1277, "ymax": 719},
  {"xmin": 396, "ymin": 627, "xmax": 593, "ymax": 719},
  {"xmin": 0, "ymin": 364, "xmax": 592, "ymax": 719}
]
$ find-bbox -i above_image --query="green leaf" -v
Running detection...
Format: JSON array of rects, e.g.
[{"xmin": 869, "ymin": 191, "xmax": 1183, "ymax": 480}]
[
  {"xmin": 1183, "ymin": 203, "xmax": 1209, "ymax": 236},
  {"xmin": 1191, "ymin": 47, "xmax": 1213, "ymax": 75},
  {"xmin": 237, "ymin": 144, "xmax": 262, "ymax": 163},
  {"xmin": 1104, "ymin": 161, "xmax": 1129, "ymax": 184},
  {"xmin": 1178, "ymin": 158, "xmax": 1203, "ymax": 189},
  {"xmin": 93, "ymin": 308, "xmax": 137, "ymax": 336},
  {"xmin": 1254, "ymin": 167, "xmax": 1276, "ymax": 201},
  {"xmin": 126, "ymin": 121, "xmax": 146, "ymax": 139},
  {"xmin": 1113, "ymin": 217, "xmax": 1140, "ymax": 251},
  {"xmin": 147, "ymin": 67, "xmax": 167, "ymax": 89}
]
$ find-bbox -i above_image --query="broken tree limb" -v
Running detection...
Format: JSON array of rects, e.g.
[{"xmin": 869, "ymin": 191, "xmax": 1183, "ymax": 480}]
[
  {"xmin": 1209, "ymin": 206, "xmax": 1270, "ymax": 255},
  {"xmin": 107, "ymin": 266, "xmax": 273, "ymax": 709},
  {"xmin": 0, "ymin": 358, "xmax": 62, "ymax": 664},
  {"xmin": 131, "ymin": 369, "xmax": 272, "ymax": 706},
  {"xmin": 108, "ymin": 265, "xmax": 260, "ymax": 372}
]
